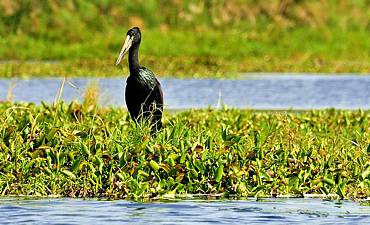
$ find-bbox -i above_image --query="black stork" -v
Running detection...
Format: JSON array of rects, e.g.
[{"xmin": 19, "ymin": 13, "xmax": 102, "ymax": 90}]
[{"xmin": 115, "ymin": 27, "xmax": 163, "ymax": 132}]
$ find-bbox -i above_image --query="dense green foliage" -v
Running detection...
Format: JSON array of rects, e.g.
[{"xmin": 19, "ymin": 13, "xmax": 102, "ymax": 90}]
[
  {"xmin": 0, "ymin": 0, "xmax": 369, "ymax": 76},
  {"xmin": 1, "ymin": 0, "xmax": 369, "ymax": 35},
  {"xmin": 0, "ymin": 102, "xmax": 369, "ymax": 199}
]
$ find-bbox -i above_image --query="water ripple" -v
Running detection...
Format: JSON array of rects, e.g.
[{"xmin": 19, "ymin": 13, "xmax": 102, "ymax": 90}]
[{"xmin": 2, "ymin": 198, "xmax": 369, "ymax": 224}]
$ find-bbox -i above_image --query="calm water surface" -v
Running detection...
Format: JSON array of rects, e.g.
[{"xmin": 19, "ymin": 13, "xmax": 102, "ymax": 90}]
[
  {"xmin": 0, "ymin": 74, "xmax": 369, "ymax": 109},
  {"xmin": 0, "ymin": 198, "xmax": 369, "ymax": 224}
]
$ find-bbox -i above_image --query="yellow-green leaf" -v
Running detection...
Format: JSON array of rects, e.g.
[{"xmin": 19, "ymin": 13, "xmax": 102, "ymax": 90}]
[
  {"xmin": 150, "ymin": 160, "xmax": 159, "ymax": 172},
  {"xmin": 215, "ymin": 164, "xmax": 224, "ymax": 182},
  {"xmin": 61, "ymin": 169, "xmax": 76, "ymax": 179}
]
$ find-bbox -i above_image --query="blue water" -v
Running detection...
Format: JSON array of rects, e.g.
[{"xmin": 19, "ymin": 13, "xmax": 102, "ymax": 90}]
[
  {"xmin": 0, "ymin": 74, "xmax": 369, "ymax": 109},
  {"xmin": 0, "ymin": 198, "xmax": 369, "ymax": 224}
]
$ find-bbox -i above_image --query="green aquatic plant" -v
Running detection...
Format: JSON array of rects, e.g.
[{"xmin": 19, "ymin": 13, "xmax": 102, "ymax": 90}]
[{"xmin": 0, "ymin": 102, "xmax": 368, "ymax": 199}]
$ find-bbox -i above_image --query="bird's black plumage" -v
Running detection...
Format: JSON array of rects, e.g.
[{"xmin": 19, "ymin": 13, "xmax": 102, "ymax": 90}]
[{"xmin": 116, "ymin": 27, "xmax": 163, "ymax": 132}]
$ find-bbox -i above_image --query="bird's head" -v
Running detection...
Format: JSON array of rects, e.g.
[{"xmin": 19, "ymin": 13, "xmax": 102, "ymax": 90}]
[{"xmin": 115, "ymin": 27, "xmax": 141, "ymax": 65}]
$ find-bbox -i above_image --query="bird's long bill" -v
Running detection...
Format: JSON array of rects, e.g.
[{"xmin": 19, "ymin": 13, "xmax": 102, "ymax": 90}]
[{"xmin": 115, "ymin": 35, "xmax": 133, "ymax": 65}]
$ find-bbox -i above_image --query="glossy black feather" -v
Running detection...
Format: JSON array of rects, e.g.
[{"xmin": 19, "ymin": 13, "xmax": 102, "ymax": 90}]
[
  {"xmin": 125, "ymin": 67, "xmax": 163, "ymax": 131},
  {"xmin": 121, "ymin": 27, "xmax": 163, "ymax": 132}
]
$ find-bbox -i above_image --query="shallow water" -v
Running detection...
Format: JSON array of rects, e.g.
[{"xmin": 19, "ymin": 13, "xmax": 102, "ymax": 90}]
[
  {"xmin": 0, "ymin": 198, "xmax": 369, "ymax": 224},
  {"xmin": 0, "ymin": 74, "xmax": 369, "ymax": 109}
]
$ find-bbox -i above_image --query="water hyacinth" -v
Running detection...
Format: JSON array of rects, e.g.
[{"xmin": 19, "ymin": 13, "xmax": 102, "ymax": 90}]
[{"xmin": 0, "ymin": 102, "xmax": 369, "ymax": 199}]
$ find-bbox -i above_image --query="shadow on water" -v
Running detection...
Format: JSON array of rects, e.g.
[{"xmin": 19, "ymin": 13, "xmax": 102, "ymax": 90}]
[{"xmin": 0, "ymin": 74, "xmax": 369, "ymax": 109}]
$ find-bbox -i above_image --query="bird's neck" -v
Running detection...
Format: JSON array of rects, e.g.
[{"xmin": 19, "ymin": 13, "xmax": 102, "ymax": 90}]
[{"xmin": 128, "ymin": 44, "xmax": 140, "ymax": 74}]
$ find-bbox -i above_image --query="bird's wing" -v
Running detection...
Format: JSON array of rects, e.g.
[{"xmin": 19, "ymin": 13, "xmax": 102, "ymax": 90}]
[
  {"xmin": 136, "ymin": 67, "xmax": 163, "ymax": 106},
  {"xmin": 138, "ymin": 67, "xmax": 157, "ymax": 90},
  {"xmin": 154, "ymin": 78, "xmax": 164, "ymax": 106}
]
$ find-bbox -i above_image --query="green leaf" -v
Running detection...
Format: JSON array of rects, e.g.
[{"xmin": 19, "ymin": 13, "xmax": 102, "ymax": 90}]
[
  {"xmin": 190, "ymin": 169, "xmax": 198, "ymax": 179},
  {"xmin": 94, "ymin": 156, "xmax": 104, "ymax": 174},
  {"xmin": 46, "ymin": 128, "xmax": 58, "ymax": 141},
  {"xmin": 337, "ymin": 182, "xmax": 346, "ymax": 199},
  {"xmin": 215, "ymin": 164, "xmax": 224, "ymax": 182},
  {"xmin": 43, "ymin": 167, "xmax": 52, "ymax": 175},
  {"xmin": 81, "ymin": 143, "xmax": 90, "ymax": 157},
  {"xmin": 180, "ymin": 151, "xmax": 186, "ymax": 164},
  {"xmin": 361, "ymin": 168, "xmax": 370, "ymax": 179},
  {"xmin": 138, "ymin": 170, "xmax": 150, "ymax": 177},
  {"xmin": 71, "ymin": 156, "xmax": 83, "ymax": 172},
  {"xmin": 24, "ymin": 159, "xmax": 35, "ymax": 171},
  {"xmin": 61, "ymin": 169, "xmax": 76, "ymax": 179},
  {"xmin": 116, "ymin": 173, "xmax": 125, "ymax": 181},
  {"xmin": 149, "ymin": 160, "xmax": 159, "ymax": 172},
  {"xmin": 323, "ymin": 177, "xmax": 335, "ymax": 186}
]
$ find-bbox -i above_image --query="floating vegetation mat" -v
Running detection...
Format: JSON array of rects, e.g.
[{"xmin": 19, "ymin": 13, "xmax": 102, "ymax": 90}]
[{"xmin": 0, "ymin": 102, "xmax": 369, "ymax": 200}]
